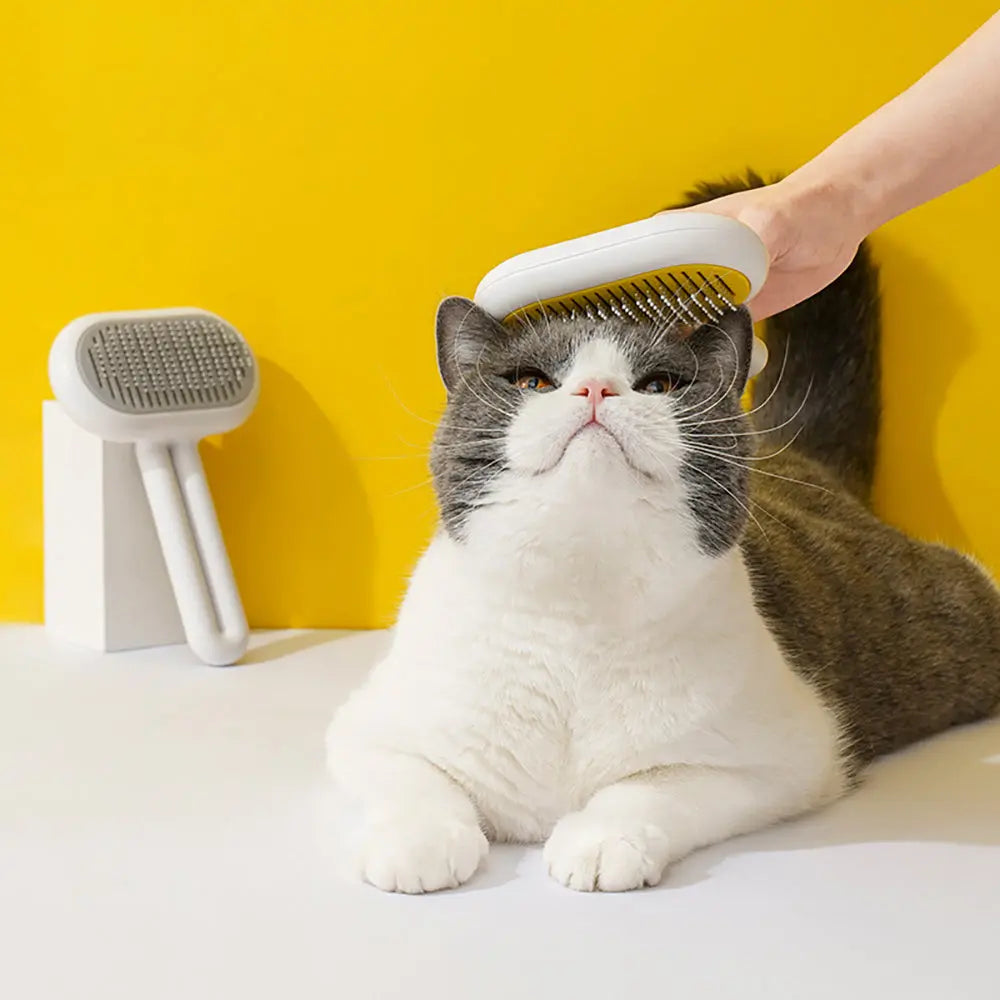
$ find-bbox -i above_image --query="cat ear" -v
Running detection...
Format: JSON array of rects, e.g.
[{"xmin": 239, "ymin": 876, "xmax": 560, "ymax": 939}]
[
  {"xmin": 685, "ymin": 307, "xmax": 755, "ymax": 390},
  {"xmin": 435, "ymin": 297, "xmax": 506, "ymax": 392}
]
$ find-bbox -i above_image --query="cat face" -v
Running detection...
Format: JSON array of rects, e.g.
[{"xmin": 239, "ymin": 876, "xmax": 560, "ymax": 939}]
[{"xmin": 431, "ymin": 297, "xmax": 755, "ymax": 556}]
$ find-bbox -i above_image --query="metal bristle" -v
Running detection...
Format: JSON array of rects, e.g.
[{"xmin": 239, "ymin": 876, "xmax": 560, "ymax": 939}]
[
  {"xmin": 598, "ymin": 291, "xmax": 624, "ymax": 320},
  {"xmin": 510, "ymin": 270, "xmax": 744, "ymax": 332},
  {"xmin": 660, "ymin": 275, "xmax": 704, "ymax": 324},
  {"xmin": 704, "ymin": 272, "xmax": 739, "ymax": 312},
  {"xmin": 680, "ymin": 272, "xmax": 723, "ymax": 320}
]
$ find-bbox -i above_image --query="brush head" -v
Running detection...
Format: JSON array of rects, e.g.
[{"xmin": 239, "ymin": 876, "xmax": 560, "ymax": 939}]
[
  {"xmin": 474, "ymin": 213, "xmax": 770, "ymax": 374},
  {"xmin": 504, "ymin": 264, "xmax": 748, "ymax": 327},
  {"xmin": 49, "ymin": 308, "xmax": 259, "ymax": 443}
]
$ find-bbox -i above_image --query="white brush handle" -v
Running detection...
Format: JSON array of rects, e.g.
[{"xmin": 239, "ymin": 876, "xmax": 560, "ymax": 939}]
[{"xmin": 135, "ymin": 440, "xmax": 249, "ymax": 666}]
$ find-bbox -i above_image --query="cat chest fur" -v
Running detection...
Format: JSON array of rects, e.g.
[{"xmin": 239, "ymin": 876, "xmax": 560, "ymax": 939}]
[
  {"xmin": 430, "ymin": 630, "xmax": 758, "ymax": 842},
  {"xmin": 336, "ymin": 538, "xmax": 844, "ymax": 845}
]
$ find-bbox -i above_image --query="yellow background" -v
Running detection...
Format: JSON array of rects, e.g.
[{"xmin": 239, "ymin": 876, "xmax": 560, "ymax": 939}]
[{"xmin": 2, "ymin": 1, "xmax": 999, "ymax": 628}]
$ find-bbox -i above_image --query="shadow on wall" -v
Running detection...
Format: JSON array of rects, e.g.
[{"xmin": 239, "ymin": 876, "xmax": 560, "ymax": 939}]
[
  {"xmin": 871, "ymin": 236, "xmax": 973, "ymax": 553},
  {"xmin": 202, "ymin": 359, "xmax": 374, "ymax": 629}
]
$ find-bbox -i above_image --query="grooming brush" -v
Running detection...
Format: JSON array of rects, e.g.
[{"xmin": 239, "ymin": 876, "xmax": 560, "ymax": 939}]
[
  {"xmin": 48, "ymin": 308, "xmax": 259, "ymax": 666},
  {"xmin": 474, "ymin": 213, "xmax": 770, "ymax": 375}
]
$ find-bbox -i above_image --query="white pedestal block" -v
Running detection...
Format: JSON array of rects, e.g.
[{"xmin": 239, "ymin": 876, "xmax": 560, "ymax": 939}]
[{"xmin": 42, "ymin": 400, "xmax": 185, "ymax": 652}]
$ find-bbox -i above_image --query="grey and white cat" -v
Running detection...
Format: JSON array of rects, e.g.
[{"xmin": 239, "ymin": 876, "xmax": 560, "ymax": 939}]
[{"xmin": 327, "ymin": 174, "xmax": 1000, "ymax": 893}]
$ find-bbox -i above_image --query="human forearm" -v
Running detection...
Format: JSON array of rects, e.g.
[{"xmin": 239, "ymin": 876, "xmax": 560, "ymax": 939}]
[
  {"xmin": 678, "ymin": 12, "xmax": 1000, "ymax": 319},
  {"xmin": 790, "ymin": 11, "xmax": 1000, "ymax": 233}
]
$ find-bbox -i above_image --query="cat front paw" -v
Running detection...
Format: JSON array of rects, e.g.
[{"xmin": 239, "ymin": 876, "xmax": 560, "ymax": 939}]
[
  {"xmin": 543, "ymin": 811, "xmax": 671, "ymax": 892},
  {"xmin": 358, "ymin": 817, "xmax": 488, "ymax": 894}
]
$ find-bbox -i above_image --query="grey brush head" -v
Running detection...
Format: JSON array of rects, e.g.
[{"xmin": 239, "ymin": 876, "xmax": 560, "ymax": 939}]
[{"xmin": 77, "ymin": 312, "xmax": 256, "ymax": 414}]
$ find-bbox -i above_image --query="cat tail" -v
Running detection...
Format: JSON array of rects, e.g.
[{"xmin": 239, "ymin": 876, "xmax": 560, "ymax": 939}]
[{"xmin": 667, "ymin": 170, "xmax": 882, "ymax": 506}]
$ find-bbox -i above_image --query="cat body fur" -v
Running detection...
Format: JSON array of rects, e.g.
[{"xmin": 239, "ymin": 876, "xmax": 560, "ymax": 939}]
[
  {"xmin": 330, "ymin": 455, "xmax": 845, "ymax": 865},
  {"xmin": 327, "ymin": 175, "xmax": 1000, "ymax": 893}
]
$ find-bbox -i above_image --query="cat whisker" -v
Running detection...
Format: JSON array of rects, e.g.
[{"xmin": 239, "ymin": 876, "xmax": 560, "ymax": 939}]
[
  {"xmin": 679, "ymin": 336, "xmax": 795, "ymax": 428},
  {"xmin": 430, "ymin": 444, "xmax": 508, "ymax": 457},
  {"xmin": 629, "ymin": 436, "xmax": 773, "ymax": 542},
  {"xmin": 686, "ymin": 377, "xmax": 812, "ymax": 441},
  {"xmin": 456, "ymin": 373, "xmax": 517, "ymax": 423},
  {"xmin": 388, "ymin": 476, "xmax": 435, "ymax": 498},
  {"xmin": 378, "ymin": 368, "xmax": 453, "ymax": 431},
  {"xmin": 655, "ymin": 446, "xmax": 769, "ymax": 541},
  {"xmin": 671, "ymin": 326, "xmax": 745, "ymax": 423},
  {"xmin": 675, "ymin": 339, "xmax": 703, "ymax": 405},
  {"xmin": 668, "ymin": 334, "xmax": 747, "ymax": 426},
  {"xmin": 689, "ymin": 414, "xmax": 802, "ymax": 439},
  {"xmin": 436, "ymin": 421, "xmax": 512, "ymax": 435},
  {"xmin": 679, "ymin": 444, "xmax": 832, "ymax": 495},
  {"xmin": 699, "ymin": 424, "xmax": 807, "ymax": 464},
  {"xmin": 448, "ymin": 321, "xmax": 519, "ymax": 421},
  {"xmin": 682, "ymin": 395, "xmax": 810, "ymax": 452},
  {"xmin": 449, "ymin": 455, "xmax": 510, "ymax": 493},
  {"xmin": 671, "ymin": 367, "xmax": 735, "ymax": 423}
]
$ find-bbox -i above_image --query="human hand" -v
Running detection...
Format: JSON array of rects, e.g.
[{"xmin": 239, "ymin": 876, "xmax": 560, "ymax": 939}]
[{"xmin": 672, "ymin": 177, "xmax": 869, "ymax": 321}]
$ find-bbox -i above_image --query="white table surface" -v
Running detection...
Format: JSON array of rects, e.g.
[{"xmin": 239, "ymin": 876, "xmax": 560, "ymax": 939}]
[{"xmin": 2, "ymin": 625, "xmax": 998, "ymax": 1000}]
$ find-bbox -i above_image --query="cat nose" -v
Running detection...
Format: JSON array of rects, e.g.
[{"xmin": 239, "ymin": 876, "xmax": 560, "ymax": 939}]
[{"xmin": 572, "ymin": 379, "xmax": 619, "ymax": 400}]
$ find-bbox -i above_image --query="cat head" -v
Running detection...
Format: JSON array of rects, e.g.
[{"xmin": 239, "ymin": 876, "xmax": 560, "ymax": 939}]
[{"xmin": 430, "ymin": 296, "xmax": 755, "ymax": 559}]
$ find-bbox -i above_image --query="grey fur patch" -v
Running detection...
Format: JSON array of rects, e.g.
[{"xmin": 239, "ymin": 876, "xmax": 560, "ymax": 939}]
[
  {"xmin": 430, "ymin": 298, "xmax": 516, "ymax": 538},
  {"xmin": 673, "ymin": 309, "xmax": 754, "ymax": 555}
]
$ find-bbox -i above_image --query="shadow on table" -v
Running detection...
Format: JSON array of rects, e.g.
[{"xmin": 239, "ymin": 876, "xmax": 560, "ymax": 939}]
[
  {"xmin": 665, "ymin": 718, "xmax": 1000, "ymax": 890},
  {"xmin": 242, "ymin": 630, "xmax": 351, "ymax": 664}
]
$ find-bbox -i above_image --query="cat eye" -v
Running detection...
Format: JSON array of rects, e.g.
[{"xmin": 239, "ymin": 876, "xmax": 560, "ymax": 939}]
[
  {"xmin": 635, "ymin": 373, "xmax": 688, "ymax": 394},
  {"xmin": 507, "ymin": 369, "xmax": 555, "ymax": 393}
]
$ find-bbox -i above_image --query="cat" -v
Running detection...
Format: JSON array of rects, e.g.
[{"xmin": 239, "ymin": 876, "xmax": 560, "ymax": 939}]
[{"xmin": 326, "ymin": 173, "xmax": 1000, "ymax": 893}]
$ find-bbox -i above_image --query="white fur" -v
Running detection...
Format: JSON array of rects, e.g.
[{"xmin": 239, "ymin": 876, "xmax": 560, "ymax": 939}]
[{"xmin": 327, "ymin": 339, "xmax": 847, "ymax": 893}]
